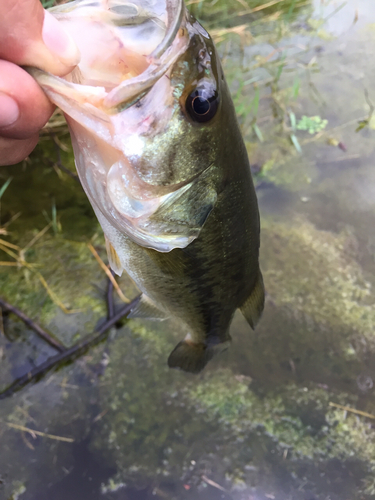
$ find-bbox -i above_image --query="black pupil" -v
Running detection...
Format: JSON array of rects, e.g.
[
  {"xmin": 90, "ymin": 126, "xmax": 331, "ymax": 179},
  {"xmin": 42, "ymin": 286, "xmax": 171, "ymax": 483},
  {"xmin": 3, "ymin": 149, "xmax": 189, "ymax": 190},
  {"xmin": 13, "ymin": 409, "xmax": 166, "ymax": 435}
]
[
  {"xmin": 192, "ymin": 95, "xmax": 211, "ymax": 115},
  {"xmin": 186, "ymin": 88, "xmax": 219, "ymax": 123}
]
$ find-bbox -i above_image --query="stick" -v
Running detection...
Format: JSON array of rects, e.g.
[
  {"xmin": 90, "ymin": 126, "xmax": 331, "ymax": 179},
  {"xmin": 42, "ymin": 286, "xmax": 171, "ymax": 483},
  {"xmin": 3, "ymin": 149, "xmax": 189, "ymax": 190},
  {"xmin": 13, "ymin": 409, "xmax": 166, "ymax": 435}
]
[
  {"xmin": 329, "ymin": 402, "xmax": 375, "ymax": 420},
  {"xmin": 201, "ymin": 475, "xmax": 228, "ymax": 493},
  {"xmin": 0, "ymin": 296, "xmax": 65, "ymax": 352},
  {"xmin": 106, "ymin": 272, "xmax": 115, "ymax": 320},
  {"xmin": 0, "ymin": 295, "xmax": 140, "ymax": 400},
  {"xmin": 88, "ymin": 243, "xmax": 130, "ymax": 303},
  {"xmin": 1, "ymin": 421, "xmax": 74, "ymax": 443}
]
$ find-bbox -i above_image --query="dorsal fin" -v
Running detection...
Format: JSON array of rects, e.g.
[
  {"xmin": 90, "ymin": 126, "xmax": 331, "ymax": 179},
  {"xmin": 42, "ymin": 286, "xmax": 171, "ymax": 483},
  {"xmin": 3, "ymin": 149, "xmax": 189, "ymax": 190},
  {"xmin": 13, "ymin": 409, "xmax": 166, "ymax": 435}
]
[
  {"xmin": 240, "ymin": 270, "xmax": 265, "ymax": 329},
  {"xmin": 128, "ymin": 294, "xmax": 168, "ymax": 320},
  {"xmin": 105, "ymin": 236, "xmax": 124, "ymax": 276}
]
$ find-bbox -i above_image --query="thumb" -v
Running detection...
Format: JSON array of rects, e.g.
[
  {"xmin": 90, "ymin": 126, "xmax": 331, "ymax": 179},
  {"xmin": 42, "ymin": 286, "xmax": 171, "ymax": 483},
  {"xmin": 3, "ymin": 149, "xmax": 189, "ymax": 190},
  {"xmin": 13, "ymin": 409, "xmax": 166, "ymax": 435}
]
[{"xmin": 0, "ymin": 0, "xmax": 80, "ymax": 76}]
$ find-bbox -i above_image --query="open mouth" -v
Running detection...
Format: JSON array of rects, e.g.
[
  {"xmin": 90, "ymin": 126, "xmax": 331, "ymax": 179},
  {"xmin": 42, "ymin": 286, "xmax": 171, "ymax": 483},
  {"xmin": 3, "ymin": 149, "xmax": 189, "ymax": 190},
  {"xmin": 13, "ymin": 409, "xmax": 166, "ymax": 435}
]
[{"xmin": 41, "ymin": 0, "xmax": 187, "ymax": 111}]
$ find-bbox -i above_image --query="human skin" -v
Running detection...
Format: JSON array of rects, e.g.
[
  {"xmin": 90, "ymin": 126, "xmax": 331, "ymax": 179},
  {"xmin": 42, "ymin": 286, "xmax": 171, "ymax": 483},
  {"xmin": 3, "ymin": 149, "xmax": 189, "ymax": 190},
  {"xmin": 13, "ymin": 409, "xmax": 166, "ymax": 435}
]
[{"xmin": 0, "ymin": 0, "xmax": 80, "ymax": 166}]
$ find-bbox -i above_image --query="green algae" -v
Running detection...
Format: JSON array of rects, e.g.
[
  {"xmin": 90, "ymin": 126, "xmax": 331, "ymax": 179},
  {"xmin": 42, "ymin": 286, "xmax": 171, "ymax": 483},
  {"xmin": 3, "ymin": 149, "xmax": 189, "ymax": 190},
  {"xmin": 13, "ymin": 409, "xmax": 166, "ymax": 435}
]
[
  {"xmin": 91, "ymin": 321, "xmax": 375, "ymax": 497},
  {"xmin": 0, "ymin": 137, "xmax": 136, "ymax": 347},
  {"xmin": 0, "ymin": 235, "xmax": 108, "ymax": 347},
  {"xmin": 187, "ymin": 372, "xmax": 372, "ymax": 464},
  {"xmin": 188, "ymin": 373, "xmax": 375, "ymax": 495},
  {"xmin": 7, "ymin": 482, "xmax": 26, "ymax": 500},
  {"xmin": 91, "ymin": 321, "xmax": 190, "ymax": 486},
  {"xmin": 221, "ymin": 215, "xmax": 375, "ymax": 392},
  {"xmin": 261, "ymin": 216, "xmax": 375, "ymax": 343}
]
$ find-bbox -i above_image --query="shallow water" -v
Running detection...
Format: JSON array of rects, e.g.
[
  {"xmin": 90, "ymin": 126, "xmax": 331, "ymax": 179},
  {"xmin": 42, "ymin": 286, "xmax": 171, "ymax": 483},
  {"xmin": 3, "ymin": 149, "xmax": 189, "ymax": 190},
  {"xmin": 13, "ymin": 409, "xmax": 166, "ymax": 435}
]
[{"xmin": 1, "ymin": 1, "xmax": 375, "ymax": 499}]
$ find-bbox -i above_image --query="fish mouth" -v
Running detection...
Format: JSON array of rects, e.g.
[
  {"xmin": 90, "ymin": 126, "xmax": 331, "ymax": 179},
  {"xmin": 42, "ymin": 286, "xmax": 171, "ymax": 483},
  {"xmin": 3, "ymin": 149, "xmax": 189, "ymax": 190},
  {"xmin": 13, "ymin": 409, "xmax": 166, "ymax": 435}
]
[
  {"xmin": 26, "ymin": 0, "xmax": 192, "ymax": 208},
  {"xmin": 28, "ymin": 0, "xmax": 188, "ymax": 112}
]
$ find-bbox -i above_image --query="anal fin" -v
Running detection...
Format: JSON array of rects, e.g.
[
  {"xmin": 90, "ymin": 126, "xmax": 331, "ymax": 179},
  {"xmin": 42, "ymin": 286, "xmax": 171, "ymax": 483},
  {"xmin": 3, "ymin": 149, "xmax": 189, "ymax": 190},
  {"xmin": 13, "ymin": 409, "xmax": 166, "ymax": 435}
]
[
  {"xmin": 128, "ymin": 294, "xmax": 168, "ymax": 321},
  {"xmin": 105, "ymin": 236, "xmax": 124, "ymax": 276},
  {"xmin": 240, "ymin": 270, "xmax": 265, "ymax": 329}
]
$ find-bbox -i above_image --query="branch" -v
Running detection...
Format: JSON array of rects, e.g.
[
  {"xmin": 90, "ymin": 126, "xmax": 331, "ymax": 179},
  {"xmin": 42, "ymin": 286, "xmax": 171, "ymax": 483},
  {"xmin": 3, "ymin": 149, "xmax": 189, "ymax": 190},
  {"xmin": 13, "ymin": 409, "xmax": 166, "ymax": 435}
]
[
  {"xmin": 0, "ymin": 295, "xmax": 140, "ymax": 400},
  {"xmin": 0, "ymin": 296, "xmax": 65, "ymax": 352}
]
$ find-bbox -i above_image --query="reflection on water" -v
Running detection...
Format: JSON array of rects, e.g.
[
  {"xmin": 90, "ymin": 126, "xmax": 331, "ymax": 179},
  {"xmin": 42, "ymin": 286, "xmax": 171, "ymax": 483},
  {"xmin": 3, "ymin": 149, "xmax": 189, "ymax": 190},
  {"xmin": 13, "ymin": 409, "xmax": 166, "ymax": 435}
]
[{"xmin": 1, "ymin": 0, "xmax": 375, "ymax": 499}]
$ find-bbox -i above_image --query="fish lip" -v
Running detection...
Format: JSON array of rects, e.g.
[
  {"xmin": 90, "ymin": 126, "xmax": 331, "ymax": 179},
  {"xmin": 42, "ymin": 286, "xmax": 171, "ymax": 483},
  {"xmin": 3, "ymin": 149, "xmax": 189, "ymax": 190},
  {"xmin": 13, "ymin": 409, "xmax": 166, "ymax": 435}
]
[{"xmin": 150, "ymin": 0, "xmax": 185, "ymax": 59}]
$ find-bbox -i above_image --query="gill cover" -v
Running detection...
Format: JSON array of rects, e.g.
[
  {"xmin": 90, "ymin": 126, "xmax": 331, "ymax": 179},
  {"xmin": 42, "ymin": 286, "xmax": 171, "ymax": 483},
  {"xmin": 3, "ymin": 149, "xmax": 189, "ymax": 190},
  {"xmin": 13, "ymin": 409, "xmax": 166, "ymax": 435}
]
[{"xmin": 29, "ymin": 0, "xmax": 217, "ymax": 252}]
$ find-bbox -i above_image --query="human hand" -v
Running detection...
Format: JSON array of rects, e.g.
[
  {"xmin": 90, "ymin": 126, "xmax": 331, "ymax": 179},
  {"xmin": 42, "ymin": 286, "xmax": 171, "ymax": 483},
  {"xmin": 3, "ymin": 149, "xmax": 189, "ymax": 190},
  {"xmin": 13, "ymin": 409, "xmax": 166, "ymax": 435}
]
[{"xmin": 0, "ymin": 0, "xmax": 80, "ymax": 166}]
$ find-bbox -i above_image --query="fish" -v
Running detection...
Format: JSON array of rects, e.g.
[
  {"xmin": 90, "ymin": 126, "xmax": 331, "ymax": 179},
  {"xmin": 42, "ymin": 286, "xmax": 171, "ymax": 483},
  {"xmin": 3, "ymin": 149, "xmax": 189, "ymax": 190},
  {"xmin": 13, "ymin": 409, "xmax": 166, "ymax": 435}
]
[{"xmin": 29, "ymin": 0, "xmax": 265, "ymax": 373}]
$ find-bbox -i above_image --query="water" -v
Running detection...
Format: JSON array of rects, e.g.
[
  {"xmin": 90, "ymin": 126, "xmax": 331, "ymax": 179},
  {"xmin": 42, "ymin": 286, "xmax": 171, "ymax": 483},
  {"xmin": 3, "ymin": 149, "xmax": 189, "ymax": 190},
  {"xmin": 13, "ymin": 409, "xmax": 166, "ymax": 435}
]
[{"xmin": 1, "ymin": 1, "xmax": 375, "ymax": 499}]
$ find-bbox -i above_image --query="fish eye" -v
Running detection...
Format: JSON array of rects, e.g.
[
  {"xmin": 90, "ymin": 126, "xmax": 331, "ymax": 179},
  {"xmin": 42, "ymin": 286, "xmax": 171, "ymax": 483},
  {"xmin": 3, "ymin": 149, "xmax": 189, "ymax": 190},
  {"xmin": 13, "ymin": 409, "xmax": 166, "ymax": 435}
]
[{"xmin": 186, "ymin": 87, "xmax": 219, "ymax": 123}]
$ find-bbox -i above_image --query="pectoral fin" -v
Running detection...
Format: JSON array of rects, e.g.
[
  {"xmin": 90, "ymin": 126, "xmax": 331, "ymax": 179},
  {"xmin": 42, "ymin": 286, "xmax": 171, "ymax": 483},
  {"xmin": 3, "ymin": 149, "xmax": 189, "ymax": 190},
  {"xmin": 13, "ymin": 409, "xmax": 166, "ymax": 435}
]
[
  {"xmin": 105, "ymin": 236, "xmax": 124, "ymax": 276},
  {"xmin": 150, "ymin": 178, "xmax": 217, "ymax": 233},
  {"xmin": 133, "ymin": 166, "xmax": 218, "ymax": 252},
  {"xmin": 240, "ymin": 270, "xmax": 265, "ymax": 329},
  {"xmin": 128, "ymin": 294, "xmax": 168, "ymax": 320},
  {"xmin": 104, "ymin": 166, "xmax": 218, "ymax": 253}
]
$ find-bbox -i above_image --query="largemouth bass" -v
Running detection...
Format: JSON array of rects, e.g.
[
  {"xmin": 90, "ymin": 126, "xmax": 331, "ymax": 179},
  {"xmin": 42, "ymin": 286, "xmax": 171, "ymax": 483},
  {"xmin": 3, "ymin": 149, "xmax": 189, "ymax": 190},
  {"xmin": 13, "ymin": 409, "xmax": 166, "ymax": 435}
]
[{"xmin": 30, "ymin": 0, "xmax": 264, "ymax": 373}]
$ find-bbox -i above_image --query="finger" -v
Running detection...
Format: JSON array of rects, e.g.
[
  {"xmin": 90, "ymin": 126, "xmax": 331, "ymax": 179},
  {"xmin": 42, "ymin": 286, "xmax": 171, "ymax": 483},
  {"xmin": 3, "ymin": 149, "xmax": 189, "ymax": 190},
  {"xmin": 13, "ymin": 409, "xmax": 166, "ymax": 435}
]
[
  {"xmin": 0, "ymin": 0, "xmax": 80, "ymax": 76},
  {"xmin": 0, "ymin": 135, "xmax": 39, "ymax": 166},
  {"xmin": 0, "ymin": 61, "xmax": 55, "ymax": 140}
]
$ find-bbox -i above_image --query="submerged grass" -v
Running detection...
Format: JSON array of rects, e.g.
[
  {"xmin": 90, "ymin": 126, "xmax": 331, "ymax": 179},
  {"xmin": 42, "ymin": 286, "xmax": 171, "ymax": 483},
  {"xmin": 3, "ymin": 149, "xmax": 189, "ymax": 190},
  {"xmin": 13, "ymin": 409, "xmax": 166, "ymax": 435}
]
[
  {"xmin": 0, "ymin": 178, "xmax": 12, "ymax": 201},
  {"xmin": 188, "ymin": 0, "xmax": 308, "ymax": 25}
]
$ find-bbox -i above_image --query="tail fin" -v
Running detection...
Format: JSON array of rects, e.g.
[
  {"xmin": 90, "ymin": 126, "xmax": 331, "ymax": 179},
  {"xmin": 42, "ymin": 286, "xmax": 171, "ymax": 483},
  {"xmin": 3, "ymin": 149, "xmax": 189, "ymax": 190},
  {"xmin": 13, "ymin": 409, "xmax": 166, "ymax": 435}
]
[{"xmin": 168, "ymin": 340, "xmax": 219, "ymax": 374}]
